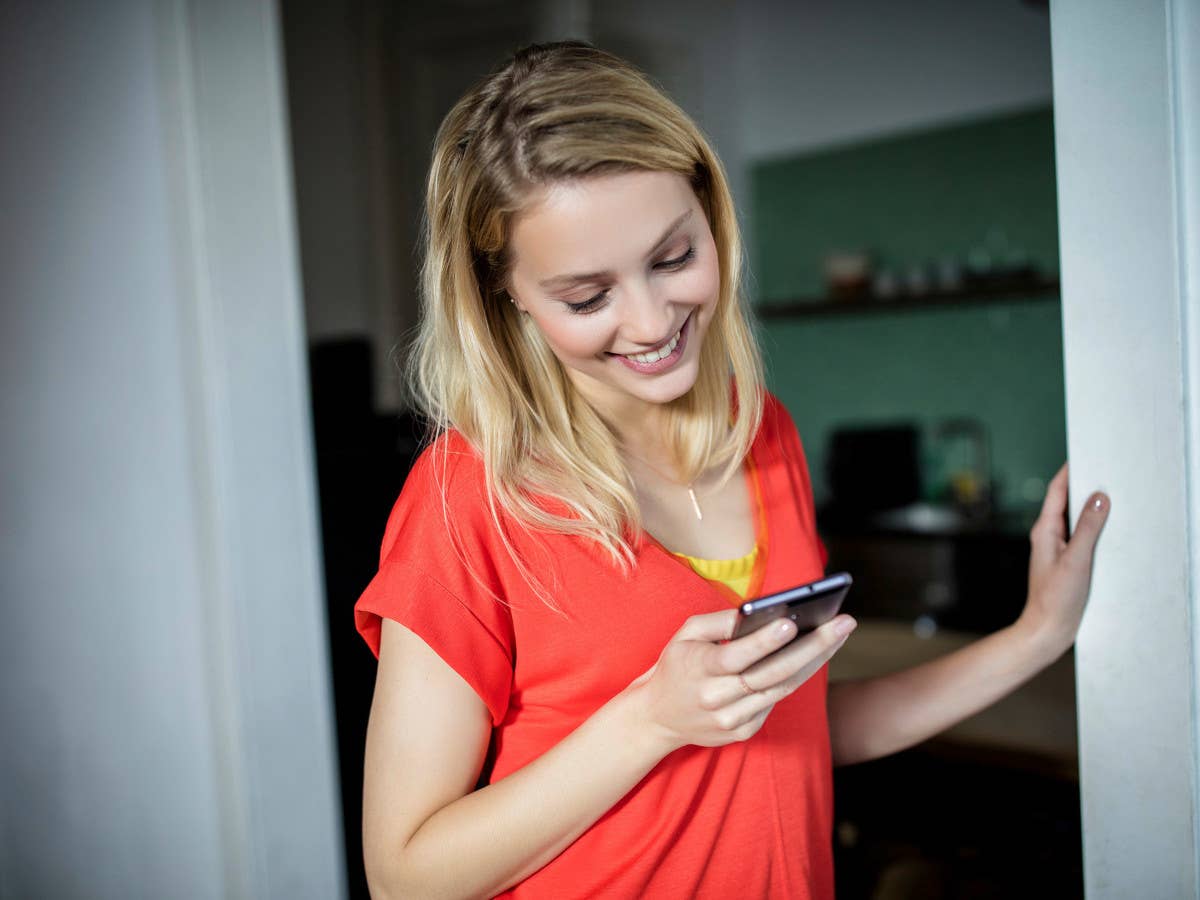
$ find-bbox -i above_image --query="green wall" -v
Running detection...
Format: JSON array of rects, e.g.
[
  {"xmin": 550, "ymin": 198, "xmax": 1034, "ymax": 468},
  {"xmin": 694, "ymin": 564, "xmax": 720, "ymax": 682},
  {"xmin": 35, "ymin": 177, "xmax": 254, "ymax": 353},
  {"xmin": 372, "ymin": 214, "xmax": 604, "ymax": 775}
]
[
  {"xmin": 750, "ymin": 107, "xmax": 1066, "ymax": 512},
  {"xmin": 758, "ymin": 300, "xmax": 1066, "ymax": 512}
]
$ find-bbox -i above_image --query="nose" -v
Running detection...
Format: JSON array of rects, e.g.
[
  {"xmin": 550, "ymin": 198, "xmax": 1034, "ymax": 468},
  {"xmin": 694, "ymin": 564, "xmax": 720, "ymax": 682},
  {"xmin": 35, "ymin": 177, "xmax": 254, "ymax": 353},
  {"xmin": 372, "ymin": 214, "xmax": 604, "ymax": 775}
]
[{"xmin": 620, "ymin": 279, "xmax": 676, "ymax": 347}]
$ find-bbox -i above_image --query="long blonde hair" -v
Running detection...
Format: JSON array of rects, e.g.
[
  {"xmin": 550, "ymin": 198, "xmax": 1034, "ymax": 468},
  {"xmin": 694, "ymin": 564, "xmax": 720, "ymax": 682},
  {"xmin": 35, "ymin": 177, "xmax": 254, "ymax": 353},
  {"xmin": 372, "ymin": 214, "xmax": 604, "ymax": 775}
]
[{"xmin": 409, "ymin": 41, "xmax": 764, "ymax": 577}]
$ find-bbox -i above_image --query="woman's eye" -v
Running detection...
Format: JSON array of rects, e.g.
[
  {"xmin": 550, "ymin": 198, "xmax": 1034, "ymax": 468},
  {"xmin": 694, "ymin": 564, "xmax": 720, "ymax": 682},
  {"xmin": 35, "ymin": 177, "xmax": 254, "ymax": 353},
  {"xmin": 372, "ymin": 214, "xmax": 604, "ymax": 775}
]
[
  {"xmin": 566, "ymin": 290, "xmax": 609, "ymax": 315},
  {"xmin": 559, "ymin": 247, "xmax": 693, "ymax": 314},
  {"xmin": 655, "ymin": 245, "xmax": 696, "ymax": 270}
]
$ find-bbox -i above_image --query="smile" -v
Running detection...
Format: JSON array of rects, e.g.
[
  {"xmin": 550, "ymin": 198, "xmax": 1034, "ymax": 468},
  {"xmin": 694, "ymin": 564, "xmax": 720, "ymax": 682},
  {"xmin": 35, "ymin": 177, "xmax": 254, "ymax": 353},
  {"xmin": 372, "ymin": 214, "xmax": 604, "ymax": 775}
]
[
  {"xmin": 624, "ymin": 328, "xmax": 682, "ymax": 364},
  {"xmin": 609, "ymin": 311, "xmax": 693, "ymax": 374}
]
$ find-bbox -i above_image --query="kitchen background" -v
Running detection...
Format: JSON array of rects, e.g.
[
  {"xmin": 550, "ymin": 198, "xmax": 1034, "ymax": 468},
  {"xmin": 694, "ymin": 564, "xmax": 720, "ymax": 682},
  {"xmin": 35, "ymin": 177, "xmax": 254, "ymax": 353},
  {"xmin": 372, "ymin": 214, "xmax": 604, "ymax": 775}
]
[
  {"xmin": 282, "ymin": 1, "xmax": 1075, "ymax": 897},
  {"xmin": 755, "ymin": 106, "xmax": 1062, "ymax": 519}
]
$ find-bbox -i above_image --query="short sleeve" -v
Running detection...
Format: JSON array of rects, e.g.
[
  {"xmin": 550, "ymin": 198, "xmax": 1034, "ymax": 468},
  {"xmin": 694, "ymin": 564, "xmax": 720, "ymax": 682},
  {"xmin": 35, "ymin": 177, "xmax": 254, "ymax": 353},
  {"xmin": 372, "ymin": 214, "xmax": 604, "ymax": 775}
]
[{"xmin": 354, "ymin": 435, "xmax": 516, "ymax": 726}]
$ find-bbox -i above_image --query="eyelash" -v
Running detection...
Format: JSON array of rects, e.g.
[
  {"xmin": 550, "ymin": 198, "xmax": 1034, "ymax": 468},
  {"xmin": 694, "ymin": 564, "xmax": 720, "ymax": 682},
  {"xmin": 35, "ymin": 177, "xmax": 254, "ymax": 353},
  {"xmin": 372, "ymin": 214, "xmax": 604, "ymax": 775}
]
[{"xmin": 565, "ymin": 246, "xmax": 696, "ymax": 315}]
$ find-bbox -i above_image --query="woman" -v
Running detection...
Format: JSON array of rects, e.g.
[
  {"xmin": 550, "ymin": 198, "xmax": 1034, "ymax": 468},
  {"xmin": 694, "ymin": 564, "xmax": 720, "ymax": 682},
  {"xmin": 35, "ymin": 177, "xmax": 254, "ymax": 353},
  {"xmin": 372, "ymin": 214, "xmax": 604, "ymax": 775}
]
[{"xmin": 356, "ymin": 41, "xmax": 1109, "ymax": 899}]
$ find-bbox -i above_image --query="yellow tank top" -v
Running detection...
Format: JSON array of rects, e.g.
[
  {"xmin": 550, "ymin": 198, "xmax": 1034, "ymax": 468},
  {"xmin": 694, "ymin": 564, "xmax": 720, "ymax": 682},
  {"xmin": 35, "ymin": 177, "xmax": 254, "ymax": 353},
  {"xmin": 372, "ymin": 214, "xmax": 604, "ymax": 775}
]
[{"xmin": 674, "ymin": 544, "xmax": 760, "ymax": 601}]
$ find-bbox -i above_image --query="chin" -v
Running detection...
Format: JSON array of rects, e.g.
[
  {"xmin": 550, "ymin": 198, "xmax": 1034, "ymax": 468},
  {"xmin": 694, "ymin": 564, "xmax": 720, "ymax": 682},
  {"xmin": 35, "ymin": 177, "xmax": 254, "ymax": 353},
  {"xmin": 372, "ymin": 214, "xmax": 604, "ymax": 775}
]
[{"xmin": 620, "ymin": 361, "xmax": 702, "ymax": 406}]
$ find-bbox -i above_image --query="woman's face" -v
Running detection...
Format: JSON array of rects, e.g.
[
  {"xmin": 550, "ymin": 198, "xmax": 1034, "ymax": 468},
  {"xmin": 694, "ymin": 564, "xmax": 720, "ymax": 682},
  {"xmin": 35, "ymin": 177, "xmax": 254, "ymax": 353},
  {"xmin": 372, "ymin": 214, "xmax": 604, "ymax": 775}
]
[{"xmin": 506, "ymin": 169, "xmax": 720, "ymax": 421}]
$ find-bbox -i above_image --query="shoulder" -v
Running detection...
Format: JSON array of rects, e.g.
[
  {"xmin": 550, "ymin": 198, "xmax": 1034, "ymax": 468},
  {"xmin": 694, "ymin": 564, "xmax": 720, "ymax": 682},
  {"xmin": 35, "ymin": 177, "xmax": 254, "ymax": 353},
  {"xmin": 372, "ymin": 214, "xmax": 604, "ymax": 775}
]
[
  {"xmin": 754, "ymin": 390, "xmax": 806, "ymax": 459},
  {"xmin": 356, "ymin": 430, "xmax": 520, "ymax": 684},
  {"xmin": 376, "ymin": 430, "xmax": 493, "ymax": 561},
  {"xmin": 752, "ymin": 391, "xmax": 821, "ymax": 506},
  {"xmin": 401, "ymin": 429, "xmax": 488, "ymax": 506},
  {"xmin": 760, "ymin": 390, "xmax": 790, "ymax": 432},
  {"xmin": 374, "ymin": 429, "xmax": 555, "ymax": 594}
]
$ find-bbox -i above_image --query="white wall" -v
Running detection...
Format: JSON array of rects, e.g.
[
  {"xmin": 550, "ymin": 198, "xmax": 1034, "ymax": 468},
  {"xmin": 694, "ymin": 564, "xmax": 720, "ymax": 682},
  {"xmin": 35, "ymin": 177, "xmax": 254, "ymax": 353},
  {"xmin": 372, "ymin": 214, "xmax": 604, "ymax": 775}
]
[
  {"xmin": 0, "ymin": 4, "xmax": 228, "ymax": 894},
  {"xmin": 595, "ymin": 0, "xmax": 1055, "ymax": 184},
  {"xmin": 0, "ymin": 1, "xmax": 345, "ymax": 897},
  {"xmin": 1051, "ymin": 1, "xmax": 1200, "ymax": 894},
  {"xmin": 591, "ymin": 0, "xmax": 744, "ymax": 194},
  {"xmin": 736, "ymin": 0, "xmax": 1053, "ymax": 160}
]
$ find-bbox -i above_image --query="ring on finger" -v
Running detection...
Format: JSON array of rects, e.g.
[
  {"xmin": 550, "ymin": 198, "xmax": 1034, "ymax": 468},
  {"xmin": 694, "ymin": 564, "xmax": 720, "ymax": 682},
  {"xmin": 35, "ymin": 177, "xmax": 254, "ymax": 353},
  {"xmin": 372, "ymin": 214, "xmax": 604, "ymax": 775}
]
[{"xmin": 737, "ymin": 673, "xmax": 757, "ymax": 696}]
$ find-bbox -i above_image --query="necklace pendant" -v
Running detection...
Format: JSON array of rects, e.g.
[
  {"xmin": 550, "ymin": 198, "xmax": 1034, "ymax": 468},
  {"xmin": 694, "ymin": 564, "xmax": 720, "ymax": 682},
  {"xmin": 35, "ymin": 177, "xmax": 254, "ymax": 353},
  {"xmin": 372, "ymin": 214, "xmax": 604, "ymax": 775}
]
[{"xmin": 687, "ymin": 486, "xmax": 703, "ymax": 521}]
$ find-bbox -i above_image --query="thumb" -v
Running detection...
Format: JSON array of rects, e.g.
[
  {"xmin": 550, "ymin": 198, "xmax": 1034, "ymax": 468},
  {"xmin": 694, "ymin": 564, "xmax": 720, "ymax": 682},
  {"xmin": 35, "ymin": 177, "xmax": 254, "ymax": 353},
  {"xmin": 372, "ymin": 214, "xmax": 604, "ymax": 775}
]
[{"xmin": 1065, "ymin": 491, "xmax": 1111, "ymax": 566}]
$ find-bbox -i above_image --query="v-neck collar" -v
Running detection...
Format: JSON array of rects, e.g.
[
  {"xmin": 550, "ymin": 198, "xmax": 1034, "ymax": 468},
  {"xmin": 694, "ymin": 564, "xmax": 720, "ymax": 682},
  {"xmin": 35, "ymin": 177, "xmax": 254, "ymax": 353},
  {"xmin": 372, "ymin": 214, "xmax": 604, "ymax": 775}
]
[{"xmin": 639, "ymin": 442, "xmax": 771, "ymax": 606}]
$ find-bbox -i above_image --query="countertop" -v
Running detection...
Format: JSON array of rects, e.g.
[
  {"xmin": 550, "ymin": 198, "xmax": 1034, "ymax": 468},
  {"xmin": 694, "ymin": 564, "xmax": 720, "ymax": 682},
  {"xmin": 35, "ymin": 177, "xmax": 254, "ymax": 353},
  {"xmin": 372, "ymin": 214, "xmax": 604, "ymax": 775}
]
[
  {"xmin": 819, "ymin": 502, "xmax": 1039, "ymax": 540},
  {"xmin": 829, "ymin": 619, "xmax": 1078, "ymax": 777}
]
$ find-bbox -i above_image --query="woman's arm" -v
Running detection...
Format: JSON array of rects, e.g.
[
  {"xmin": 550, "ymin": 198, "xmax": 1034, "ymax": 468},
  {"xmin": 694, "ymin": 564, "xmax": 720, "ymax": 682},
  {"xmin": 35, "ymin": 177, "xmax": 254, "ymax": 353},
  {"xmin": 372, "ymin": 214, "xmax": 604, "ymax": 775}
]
[
  {"xmin": 364, "ymin": 607, "xmax": 855, "ymax": 899},
  {"xmin": 827, "ymin": 463, "xmax": 1110, "ymax": 766}
]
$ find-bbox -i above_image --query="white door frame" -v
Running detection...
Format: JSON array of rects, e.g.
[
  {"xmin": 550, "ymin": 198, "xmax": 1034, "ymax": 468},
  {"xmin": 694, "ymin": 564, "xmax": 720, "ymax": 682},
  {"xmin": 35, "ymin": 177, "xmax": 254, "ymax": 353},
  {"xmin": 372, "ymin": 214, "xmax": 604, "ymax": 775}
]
[
  {"xmin": 158, "ymin": 0, "xmax": 347, "ymax": 895},
  {"xmin": 1050, "ymin": 1, "xmax": 1199, "ymax": 895}
]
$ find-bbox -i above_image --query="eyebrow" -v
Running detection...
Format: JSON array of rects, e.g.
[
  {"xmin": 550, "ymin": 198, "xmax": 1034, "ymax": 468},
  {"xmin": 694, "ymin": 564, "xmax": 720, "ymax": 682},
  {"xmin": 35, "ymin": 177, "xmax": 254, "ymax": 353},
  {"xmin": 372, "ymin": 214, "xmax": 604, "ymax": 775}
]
[{"xmin": 536, "ymin": 209, "xmax": 695, "ymax": 291}]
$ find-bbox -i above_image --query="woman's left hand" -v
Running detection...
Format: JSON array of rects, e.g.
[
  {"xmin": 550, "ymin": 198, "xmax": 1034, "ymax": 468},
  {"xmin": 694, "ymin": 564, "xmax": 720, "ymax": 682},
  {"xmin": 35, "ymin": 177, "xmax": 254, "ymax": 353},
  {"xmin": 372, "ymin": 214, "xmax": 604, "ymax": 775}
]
[{"xmin": 1018, "ymin": 462, "xmax": 1111, "ymax": 657}]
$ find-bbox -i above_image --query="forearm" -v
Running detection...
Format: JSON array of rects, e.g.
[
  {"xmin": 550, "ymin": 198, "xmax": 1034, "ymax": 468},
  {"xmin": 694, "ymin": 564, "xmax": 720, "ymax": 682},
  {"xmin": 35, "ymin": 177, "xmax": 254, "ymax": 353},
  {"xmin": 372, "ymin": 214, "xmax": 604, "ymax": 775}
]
[
  {"xmin": 376, "ymin": 687, "xmax": 668, "ymax": 900},
  {"xmin": 827, "ymin": 617, "xmax": 1067, "ymax": 766}
]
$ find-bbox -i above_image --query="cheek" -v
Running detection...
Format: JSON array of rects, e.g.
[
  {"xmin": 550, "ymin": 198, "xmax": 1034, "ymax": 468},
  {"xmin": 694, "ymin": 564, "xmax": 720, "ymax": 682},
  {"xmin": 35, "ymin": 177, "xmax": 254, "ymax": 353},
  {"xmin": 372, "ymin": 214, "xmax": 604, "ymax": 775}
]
[
  {"xmin": 534, "ymin": 314, "xmax": 613, "ymax": 361},
  {"xmin": 685, "ymin": 236, "xmax": 721, "ymax": 303},
  {"xmin": 685, "ymin": 251, "xmax": 721, "ymax": 309}
]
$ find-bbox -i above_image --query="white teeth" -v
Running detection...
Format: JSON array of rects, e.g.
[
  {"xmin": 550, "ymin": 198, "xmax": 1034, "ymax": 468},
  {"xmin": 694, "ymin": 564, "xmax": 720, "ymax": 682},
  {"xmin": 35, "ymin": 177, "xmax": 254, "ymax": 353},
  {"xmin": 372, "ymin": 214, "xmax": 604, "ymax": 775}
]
[{"xmin": 625, "ymin": 328, "xmax": 681, "ymax": 364}]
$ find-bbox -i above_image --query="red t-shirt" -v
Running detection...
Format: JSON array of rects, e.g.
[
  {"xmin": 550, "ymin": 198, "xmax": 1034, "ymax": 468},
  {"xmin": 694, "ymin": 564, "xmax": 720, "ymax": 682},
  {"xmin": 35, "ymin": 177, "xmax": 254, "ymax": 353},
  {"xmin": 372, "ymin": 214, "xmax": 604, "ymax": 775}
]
[{"xmin": 355, "ymin": 393, "xmax": 834, "ymax": 898}]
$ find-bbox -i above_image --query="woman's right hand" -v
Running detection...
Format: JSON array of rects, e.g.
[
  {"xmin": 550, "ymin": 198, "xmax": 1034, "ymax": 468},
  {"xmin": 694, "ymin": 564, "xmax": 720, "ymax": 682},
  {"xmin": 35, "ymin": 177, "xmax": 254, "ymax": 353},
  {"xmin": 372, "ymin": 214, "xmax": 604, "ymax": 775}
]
[{"xmin": 626, "ymin": 608, "xmax": 857, "ymax": 752}]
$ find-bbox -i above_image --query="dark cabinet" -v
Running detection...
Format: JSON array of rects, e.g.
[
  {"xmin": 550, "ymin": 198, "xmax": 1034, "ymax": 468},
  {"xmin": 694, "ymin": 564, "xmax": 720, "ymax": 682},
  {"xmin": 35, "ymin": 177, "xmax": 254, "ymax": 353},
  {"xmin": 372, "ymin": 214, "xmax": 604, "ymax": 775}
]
[{"xmin": 823, "ymin": 525, "xmax": 1031, "ymax": 634}]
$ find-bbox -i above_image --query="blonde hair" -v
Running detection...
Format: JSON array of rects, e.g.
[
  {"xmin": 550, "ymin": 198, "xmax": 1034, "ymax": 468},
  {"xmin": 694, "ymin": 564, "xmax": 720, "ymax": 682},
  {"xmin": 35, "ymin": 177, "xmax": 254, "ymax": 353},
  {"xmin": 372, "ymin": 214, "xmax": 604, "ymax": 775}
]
[{"xmin": 409, "ymin": 40, "xmax": 764, "ymax": 578}]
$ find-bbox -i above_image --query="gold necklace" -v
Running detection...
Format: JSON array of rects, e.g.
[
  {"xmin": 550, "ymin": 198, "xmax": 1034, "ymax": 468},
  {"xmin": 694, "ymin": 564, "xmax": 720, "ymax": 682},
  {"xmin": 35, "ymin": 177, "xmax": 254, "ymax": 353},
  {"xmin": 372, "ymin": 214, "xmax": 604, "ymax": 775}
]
[{"xmin": 624, "ymin": 450, "xmax": 704, "ymax": 521}]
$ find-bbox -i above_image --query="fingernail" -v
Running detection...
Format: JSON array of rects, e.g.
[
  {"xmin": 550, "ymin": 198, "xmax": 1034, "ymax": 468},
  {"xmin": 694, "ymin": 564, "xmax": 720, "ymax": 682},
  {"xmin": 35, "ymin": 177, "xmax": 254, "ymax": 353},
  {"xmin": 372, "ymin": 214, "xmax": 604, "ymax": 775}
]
[
  {"xmin": 777, "ymin": 619, "xmax": 797, "ymax": 638},
  {"xmin": 834, "ymin": 616, "xmax": 857, "ymax": 638},
  {"xmin": 1091, "ymin": 493, "xmax": 1109, "ymax": 512}
]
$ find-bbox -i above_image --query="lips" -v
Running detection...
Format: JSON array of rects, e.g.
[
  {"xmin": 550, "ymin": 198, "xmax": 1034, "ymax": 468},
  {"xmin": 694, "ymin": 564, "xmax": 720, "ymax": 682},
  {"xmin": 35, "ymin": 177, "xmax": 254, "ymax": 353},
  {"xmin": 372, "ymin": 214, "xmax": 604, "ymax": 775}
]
[
  {"xmin": 623, "ymin": 328, "xmax": 682, "ymax": 364},
  {"xmin": 609, "ymin": 311, "xmax": 693, "ymax": 374},
  {"xmin": 610, "ymin": 311, "xmax": 691, "ymax": 361}
]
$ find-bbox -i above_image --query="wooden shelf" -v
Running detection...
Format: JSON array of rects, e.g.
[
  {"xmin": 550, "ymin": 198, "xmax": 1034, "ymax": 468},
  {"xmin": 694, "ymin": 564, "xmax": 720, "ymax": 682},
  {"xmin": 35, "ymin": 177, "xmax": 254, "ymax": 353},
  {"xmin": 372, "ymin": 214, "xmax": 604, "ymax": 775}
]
[{"xmin": 755, "ymin": 278, "xmax": 1060, "ymax": 319}]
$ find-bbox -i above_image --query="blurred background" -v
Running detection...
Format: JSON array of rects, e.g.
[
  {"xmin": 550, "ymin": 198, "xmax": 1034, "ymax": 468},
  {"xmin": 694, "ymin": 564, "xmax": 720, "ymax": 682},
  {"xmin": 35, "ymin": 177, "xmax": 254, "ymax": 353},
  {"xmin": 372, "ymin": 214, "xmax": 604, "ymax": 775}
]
[
  {"xmin": 2, "ymin": 1, "xmax": 1080, "ymax": 898},
  {"xmin": 287, "ymin": 1, "xmax": 1075, "ymax": 897}
]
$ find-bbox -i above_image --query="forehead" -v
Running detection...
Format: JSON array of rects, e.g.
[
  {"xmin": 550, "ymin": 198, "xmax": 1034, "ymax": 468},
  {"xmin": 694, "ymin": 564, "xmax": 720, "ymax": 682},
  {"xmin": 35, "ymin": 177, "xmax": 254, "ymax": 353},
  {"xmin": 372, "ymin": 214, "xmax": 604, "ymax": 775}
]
[{"xmin": 508, "ymin": 170, "xmax": 700, "ymax": 279}]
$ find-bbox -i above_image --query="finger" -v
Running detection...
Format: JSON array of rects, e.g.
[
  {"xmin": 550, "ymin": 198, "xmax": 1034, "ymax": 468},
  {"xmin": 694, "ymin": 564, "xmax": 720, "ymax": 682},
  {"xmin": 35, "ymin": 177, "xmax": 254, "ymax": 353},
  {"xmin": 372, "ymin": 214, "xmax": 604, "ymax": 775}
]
[
  {"xmin": 1029, "ymin": 463, "xmax": 1070, "ymax": 570},
  {"xmin": 1064, "ymin": 490, "xmax": 1111, "ymax": 566},
  {"xmin": 1044, "ymin": 462, "xmax": 1068, "ymax": 512},
  {"xmin": 1033, "ymin": 464, "xmax": 1069, "ymax": 540},
  {"xmin": 710, "ymin": 616, "xmax": 800, "ymax": 675},
  {"xmin": 716, "ymin": 621, "xmax": 855, "ymax": 731},
  {"xmin": 739, "ymin": 614, "xmax": 857, "ymax": 691},
  {"xmin": 710, "ymin": 691, "xmax": 776, "ymax": 735},
  {"xmin": 708, "ymin": 701, "xmax": 774, "ymax": 742},
  {"xmin": 673, "ymin": 609, "xmax": 740, "ymax": 644}
]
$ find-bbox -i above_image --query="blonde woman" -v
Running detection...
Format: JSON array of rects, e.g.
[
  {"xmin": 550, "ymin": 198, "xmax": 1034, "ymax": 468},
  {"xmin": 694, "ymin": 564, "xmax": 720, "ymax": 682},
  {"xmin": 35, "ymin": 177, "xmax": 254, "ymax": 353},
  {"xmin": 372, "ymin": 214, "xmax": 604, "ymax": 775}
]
[{"xmin": 356, "ymin": 41, "xmax": 1109, "ymax": 899}]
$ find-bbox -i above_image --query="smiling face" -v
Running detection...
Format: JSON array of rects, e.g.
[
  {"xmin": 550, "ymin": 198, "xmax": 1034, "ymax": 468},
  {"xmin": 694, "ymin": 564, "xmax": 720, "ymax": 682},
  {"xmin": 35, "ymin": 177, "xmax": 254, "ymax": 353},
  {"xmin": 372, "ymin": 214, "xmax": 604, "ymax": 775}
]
[{"xmin": 506, "ymin": 170, "xmax": 721, "ymax": 426}]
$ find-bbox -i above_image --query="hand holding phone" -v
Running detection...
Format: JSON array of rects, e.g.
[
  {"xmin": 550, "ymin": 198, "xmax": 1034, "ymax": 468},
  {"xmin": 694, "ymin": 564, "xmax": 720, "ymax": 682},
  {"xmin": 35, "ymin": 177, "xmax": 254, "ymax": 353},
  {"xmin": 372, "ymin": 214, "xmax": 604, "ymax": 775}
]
[
  {"xmin": 731, "ymin": 572, "xmax": 853, "ymax": 641},
  {"xmin": 627, "ymin": 572, "xmax": 854, "ymax": 753}
]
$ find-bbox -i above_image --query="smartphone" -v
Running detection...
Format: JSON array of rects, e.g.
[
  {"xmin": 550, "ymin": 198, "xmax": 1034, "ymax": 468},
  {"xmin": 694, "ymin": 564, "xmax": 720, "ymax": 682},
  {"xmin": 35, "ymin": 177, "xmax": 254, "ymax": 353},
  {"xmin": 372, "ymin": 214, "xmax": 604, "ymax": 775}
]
[{"xmin": 731, "ymin": 572, "xmax": 853, "ymax": 640}]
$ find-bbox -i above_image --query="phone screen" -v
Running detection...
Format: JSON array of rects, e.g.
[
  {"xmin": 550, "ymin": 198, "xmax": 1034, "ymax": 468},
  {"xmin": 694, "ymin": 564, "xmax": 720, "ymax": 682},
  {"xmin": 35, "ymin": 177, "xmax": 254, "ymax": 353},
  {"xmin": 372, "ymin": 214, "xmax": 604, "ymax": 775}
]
[{"xmin": 730, "ymin": 572, "xmax": 853, "ymax": 640}]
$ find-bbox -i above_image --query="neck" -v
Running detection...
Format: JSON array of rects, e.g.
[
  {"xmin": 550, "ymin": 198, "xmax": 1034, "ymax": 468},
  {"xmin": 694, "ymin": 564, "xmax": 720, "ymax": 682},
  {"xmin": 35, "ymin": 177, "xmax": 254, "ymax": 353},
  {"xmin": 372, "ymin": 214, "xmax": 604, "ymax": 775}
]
[{"xmin": 567, "ymin": 374, "xmax": 676, "ymax": 459}]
